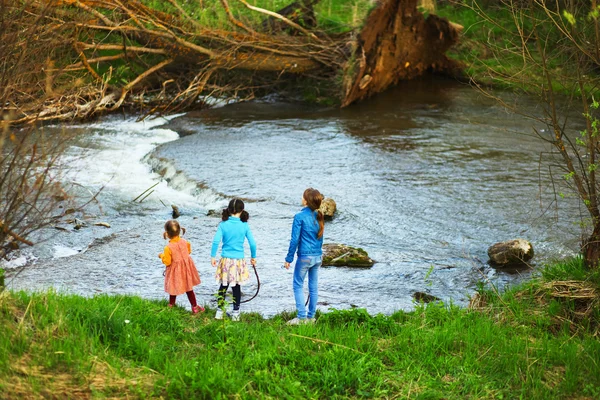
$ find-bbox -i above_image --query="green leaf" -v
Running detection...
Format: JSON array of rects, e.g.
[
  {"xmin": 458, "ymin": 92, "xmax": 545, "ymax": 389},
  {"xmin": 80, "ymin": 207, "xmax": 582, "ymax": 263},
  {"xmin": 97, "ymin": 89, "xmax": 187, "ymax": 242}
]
[
  {"xmin": 563, "ymin": 10, "xmax": 576, "ymax": 25},
  {"xmin": 564, "ymin": 171, "xmax": 575, "ymax": 181}
]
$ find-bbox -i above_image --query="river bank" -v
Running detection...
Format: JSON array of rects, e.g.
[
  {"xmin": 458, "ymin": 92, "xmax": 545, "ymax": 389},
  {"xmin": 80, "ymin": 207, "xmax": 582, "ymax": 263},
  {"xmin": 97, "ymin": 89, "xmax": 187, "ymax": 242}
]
[{"xmin": 1, "ymin": 258, "xmax": 598, "ymax": 398}]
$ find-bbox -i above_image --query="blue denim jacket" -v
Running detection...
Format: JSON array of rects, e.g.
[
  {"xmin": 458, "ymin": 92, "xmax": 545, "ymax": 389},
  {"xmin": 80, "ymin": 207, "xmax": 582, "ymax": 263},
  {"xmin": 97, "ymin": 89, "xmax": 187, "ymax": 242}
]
[{"xmin": 285, "ymin": 207, "xmax": 323, "ymax": 263}]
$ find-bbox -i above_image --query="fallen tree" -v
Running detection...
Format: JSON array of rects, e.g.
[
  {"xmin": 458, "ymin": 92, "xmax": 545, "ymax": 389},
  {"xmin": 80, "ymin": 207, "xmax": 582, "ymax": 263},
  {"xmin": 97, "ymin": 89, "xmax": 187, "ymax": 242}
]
[{"xmin": 1, "ymin": 0, "xmax": 462, "ymax": 124}]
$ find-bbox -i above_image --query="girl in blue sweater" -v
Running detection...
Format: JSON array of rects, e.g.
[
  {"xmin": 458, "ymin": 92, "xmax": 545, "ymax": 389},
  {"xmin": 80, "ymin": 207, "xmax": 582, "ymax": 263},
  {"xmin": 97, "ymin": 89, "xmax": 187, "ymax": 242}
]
[
  {"xmin": 284, "ymin": 188, "xmax": 325, "ymax": 325},
  {"xmin": 211, "ymin": 198, "xmax": 257, "ymax": 321}
]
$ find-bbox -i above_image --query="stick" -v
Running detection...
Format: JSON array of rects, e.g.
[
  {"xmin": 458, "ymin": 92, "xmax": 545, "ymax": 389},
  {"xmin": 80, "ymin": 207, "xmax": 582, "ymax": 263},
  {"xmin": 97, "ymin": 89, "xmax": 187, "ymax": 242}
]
[
  {"xmin": 237, "ymin": 0, "xmax": 321, "ymax": 41},
  {"xmin": 139, "ymin": 189, "xmax": 154, "ymax": 203},
  {"xmin": 220, "ymin": 0, "xmax": 258, "ymax": 35},
  {"xmin": 0, "ymin": 222, "xmax": 34, "ymax": 246},
  {"xmin": 132, "ymin": 182, "xmax": 160, "ymax": 202},
  {"xmin": 288, "ymin": 333, "xmax": 364, "ymax": 354}
]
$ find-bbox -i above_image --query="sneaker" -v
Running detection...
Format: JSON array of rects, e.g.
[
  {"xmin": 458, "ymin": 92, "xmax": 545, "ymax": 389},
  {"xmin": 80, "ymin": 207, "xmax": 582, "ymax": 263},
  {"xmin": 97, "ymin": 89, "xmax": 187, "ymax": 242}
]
[
  {"xmin": 229, "ymin": 310, "xmax": 240, "ymax": 322},
  {"xmin": 192, "ymin": 305, "xmax": 205, "ymax": 314},
  {"xmin": 214, "ymin": 309, "xmax": 224, "ymax": 320},
  {"xmin": 287, "ymin": 317, "xmax": 306, "ymax": 325},
  {"xmin": 305, "ymin": 318, "xmax": 316, "ymax": 324},
  {"xmin": 168, "ymin": 304, "xmax": 174, "ymax": 308}
]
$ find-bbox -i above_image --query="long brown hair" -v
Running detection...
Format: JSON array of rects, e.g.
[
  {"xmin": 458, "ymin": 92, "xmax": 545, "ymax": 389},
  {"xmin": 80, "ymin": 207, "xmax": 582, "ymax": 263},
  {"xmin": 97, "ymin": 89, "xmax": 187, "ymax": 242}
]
[
  {"xmin": 164, "ymin": 220, "xmax": 185, "ymax": 239},
  {"xmin": 303, "ymin": 188, "xmax": 324, "ymax": 238}
]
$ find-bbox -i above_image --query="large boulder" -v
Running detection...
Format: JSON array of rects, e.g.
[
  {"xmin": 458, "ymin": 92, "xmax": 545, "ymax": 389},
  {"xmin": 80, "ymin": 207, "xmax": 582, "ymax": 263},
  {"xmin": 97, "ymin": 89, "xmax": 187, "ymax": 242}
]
[
  {"xmin": 319, "ymin": 198, "xmax": 336, "ymax": 220},
  {"xmin": 322, "ymin": 243, "xmax": 374, "ymax": 267},
  {"xmin": 488, "ymin": 239, "xmax": 534, "ymax": 267}
]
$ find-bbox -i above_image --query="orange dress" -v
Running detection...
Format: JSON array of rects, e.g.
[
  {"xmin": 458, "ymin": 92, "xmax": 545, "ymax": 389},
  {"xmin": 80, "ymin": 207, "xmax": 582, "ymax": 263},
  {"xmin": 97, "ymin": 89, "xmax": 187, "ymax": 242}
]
[{"xmin": 160, "ymin": 237, "xmax": 201, "ymax": 295}]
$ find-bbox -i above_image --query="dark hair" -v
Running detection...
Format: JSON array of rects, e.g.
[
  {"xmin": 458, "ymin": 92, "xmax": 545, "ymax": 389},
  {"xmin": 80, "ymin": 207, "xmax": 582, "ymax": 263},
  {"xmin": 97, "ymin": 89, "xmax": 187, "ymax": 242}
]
[
  {"xmin": 222, "ymin": 198, "xmax": 249, "ymax": 222},
  {"xmin": 163, "ymin": 220, "xmax": 185, "ymax": 239},
  {"xmin": 303, "ymin": 188, "xmax": 324, "ymax": 238}
]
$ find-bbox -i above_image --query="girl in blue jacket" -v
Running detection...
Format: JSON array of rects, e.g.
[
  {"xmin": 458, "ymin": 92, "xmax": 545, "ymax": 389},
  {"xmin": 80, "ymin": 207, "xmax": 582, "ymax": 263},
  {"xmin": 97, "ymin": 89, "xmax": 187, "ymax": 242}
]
[
  {"xmin": 211, "ymin": 198, "xmax": 257, "ymax": 321},
  {"xmin": 284, "ymin": 188, "xmax": 325, "ymax": 325}
]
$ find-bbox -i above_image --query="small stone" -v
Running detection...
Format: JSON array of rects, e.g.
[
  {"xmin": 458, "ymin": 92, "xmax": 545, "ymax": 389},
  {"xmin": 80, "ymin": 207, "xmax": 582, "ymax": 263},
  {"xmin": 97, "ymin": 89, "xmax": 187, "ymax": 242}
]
[
  {"xmin": 54, "ymin": 226, "xmax": 69, "ymax": 231},
  {"xmin": 94, "ymin": 222, "xmax": 111, "ymax": 228},
  {"xmin": 413, "ymin": 292, "xmax": 441, "ymax": 303}
]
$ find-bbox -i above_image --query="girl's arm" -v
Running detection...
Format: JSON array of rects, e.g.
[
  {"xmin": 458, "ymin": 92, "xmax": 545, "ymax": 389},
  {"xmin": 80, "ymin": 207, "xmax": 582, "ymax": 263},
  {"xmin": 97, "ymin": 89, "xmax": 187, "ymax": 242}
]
[
  {"xmin": 246, "ymin": 225, "xmax": 257, "ymax": 259},
  {"xmin": 159, "ymin": 246, "xmax": 172, "ymax": 267},
  {"xmin": 210, "ymin": 224, "xmax": 223, "ymax": 258},
  {"xmin": 285, "ymin": 214, "xmax": 302, "ymax": 264}
]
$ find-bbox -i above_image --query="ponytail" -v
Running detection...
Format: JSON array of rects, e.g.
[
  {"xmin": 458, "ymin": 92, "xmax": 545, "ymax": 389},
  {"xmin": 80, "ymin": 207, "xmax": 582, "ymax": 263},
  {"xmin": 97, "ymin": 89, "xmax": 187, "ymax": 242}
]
[
  {"xmin": 221, "ymin": 208, "xmax": 231, "ymax": 221},
  {"xmin": 316, "ymin": 210, "xmax": 324, "ymax": 238},
  {"xmin": 240, "ymin": 210, "xmax": 250, "ymax": 222},
  {"xmin": 303, "ymin": 188, "xmax": 325, "ymax": 238},
  {"xmin": 181, "ymin": 227, "xmax": 186, "ymax": 236}
]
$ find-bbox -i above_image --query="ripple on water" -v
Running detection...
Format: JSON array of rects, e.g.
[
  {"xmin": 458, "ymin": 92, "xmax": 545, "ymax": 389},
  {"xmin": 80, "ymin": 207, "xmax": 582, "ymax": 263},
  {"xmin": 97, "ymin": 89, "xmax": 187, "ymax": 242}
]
[{"xmin": 7, "ymin": 77, "xmax": 582, "ymax": 316}]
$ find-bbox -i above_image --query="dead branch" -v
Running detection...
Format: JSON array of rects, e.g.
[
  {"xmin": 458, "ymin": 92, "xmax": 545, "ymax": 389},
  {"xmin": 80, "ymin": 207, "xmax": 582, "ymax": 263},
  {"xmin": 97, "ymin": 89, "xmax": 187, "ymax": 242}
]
[
  {"xmin": 237, "ymin": 0, "xmax": 321, "ymax": 41},
  {"xmin": 0, "ymin": 222, "xmax": 34, "ymax": 247},
  {"xmin": 220, "ymin": 0, "xmax": 258, "ymax": 35}
]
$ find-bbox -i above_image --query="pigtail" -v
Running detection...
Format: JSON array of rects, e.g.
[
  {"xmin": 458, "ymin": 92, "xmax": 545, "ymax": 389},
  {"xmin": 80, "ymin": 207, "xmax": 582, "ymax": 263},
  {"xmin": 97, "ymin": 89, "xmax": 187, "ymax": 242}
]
[
  {"xmin": 240, "ymin": 210, "xmax": 250, "ymax": 222},
  {"xmin": 181, "ymin": 227, "xmax": 186, "ymax": 236},
  {"xmin": 222, "ymin": 208, "xmax": 231, "ymax": 221},
  {"xmin": 163, "ymin": 232, "xmax": 168, "ymax": 240},
  {"xmin": 316, "ymin": 210, "xmax": 324, "ymax": 238}
]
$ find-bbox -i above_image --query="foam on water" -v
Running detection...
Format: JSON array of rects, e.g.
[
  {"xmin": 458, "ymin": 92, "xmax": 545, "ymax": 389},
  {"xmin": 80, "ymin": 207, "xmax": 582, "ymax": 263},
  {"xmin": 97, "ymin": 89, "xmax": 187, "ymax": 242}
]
[
  {"xmin": 53, "ymin": 245, "xmax": 81, "ymax": 258},
  {"xmin": 59, "ymin": 114, "xmax": 222, "ymax": 210}
]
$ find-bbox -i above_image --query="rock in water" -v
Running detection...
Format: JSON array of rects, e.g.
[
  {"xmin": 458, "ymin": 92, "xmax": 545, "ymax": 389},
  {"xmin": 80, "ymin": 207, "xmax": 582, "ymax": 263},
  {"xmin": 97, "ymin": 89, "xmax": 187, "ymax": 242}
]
[
  {"xmin": 488, "ymin": 239, "xmax": 534, "ymax": 267},
  {"xmin": 171, "ymin": 205, "xmax": 180, "ymax": 219},
  {"xmin": 413, "ymin": 292, "xmax": 441, "ymax": 303},
  {"xmin": 206, "ymin": 209, "xmax": 220, "ymax": 217},
  {"xmin": 322, "ymin": 244, "xmax": 374, "ymax": 267},
  {"xmin": 319, "ymin": 198, "xmax": 337, "ymax": 220}
]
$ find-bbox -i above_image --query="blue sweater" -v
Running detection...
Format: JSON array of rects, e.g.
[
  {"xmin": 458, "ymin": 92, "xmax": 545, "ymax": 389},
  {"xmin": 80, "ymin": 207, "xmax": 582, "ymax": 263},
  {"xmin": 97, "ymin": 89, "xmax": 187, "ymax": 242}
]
[
  {"xmin": 211, "ymin": 217, "xmax": 257, "ymax": 259},
  {"xmin": 285, "ymin": 207, "xmax": 324, "ymax": 263}
]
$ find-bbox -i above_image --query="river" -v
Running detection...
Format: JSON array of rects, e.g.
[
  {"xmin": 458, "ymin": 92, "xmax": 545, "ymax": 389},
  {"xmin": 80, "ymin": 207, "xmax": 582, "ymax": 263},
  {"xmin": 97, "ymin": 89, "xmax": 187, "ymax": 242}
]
[{"xmin": 3, "ymin": 77, "xmax": 581, "ymax": 316}]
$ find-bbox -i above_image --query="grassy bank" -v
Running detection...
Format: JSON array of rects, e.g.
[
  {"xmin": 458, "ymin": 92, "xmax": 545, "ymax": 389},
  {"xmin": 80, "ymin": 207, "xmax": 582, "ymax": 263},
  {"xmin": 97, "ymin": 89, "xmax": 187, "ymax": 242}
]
[
  {"xmin": 435, "ymin": 3, "xmax": 596, "ymax": 95},
  {"xmin": 1, "ymin": 258, "xmax": 599, "ymax": 398}
]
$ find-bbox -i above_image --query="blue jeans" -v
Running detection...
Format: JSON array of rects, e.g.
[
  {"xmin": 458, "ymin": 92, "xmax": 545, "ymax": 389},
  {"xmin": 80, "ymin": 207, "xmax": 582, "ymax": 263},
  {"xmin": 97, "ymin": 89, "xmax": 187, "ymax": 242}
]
[{"xmin": 293, "ymin": 255, "xmax": 322, "ymax": 319}]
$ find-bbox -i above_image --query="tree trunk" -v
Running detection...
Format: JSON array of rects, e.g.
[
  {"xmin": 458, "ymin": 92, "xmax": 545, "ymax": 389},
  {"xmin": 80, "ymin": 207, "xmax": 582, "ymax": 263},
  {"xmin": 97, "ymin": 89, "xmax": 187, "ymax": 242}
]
[
  {"xmin": 342, "ymin": 0, "xmax": 462, "ymax": 106},
  {"xmin": 584, "ymin": 223, "xmax": 600, "ymax": 268}
]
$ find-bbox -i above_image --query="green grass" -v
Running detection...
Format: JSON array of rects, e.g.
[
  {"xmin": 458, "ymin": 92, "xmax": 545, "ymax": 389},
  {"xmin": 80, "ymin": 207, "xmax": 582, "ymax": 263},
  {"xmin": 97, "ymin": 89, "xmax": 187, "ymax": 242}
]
[
  {"xmin": 435, "ymin": 3, "xmax": 600, "ymax": 95},
  {"xmin": 1, "ymin": 258, "xmax": 599, "ymax": 398},
  {"xmin": 139, "ymin": 0, "xmax": 375, "ymax": 33}
]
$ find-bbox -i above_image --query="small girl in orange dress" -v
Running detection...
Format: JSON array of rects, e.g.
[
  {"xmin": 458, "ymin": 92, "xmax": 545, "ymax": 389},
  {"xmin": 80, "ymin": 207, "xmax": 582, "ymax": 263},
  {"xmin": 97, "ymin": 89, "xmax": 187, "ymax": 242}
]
[{"xmin": 159, "ymin": 220, "xmax": 203, "ymax": 314}]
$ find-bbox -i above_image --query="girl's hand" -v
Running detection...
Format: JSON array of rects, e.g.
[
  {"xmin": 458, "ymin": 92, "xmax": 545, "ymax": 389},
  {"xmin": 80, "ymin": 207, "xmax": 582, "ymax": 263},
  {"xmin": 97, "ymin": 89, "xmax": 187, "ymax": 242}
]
[
  {"xmin": 211, "ymin": 258, "xmax": 217, "ymax": 267},
  {"xmin": 158, "ymin": 253, "xmax": 163, "ymax": 259},
  {"xmin": 283, "ymin": 262, "xmax": 291, "ymax": 270},
  {"xmin": 251, "ymin": 258, "xmax": 257, "ymax": 267}
]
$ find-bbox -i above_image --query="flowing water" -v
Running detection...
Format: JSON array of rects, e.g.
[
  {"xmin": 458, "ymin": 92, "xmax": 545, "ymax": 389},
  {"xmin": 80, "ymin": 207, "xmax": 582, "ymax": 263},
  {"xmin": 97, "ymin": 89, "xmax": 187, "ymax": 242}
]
[{"xmin": 4, "ymin": 77, "xmax": 582, "ymax": 316}]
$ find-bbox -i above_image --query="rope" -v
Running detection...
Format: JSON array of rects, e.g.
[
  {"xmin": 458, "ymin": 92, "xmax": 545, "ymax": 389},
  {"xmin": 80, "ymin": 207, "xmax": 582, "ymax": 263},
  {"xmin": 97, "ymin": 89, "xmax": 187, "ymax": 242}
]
[{"xmin": 240, "ymin": 263, "xmax": 260, "ymax": 304}]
